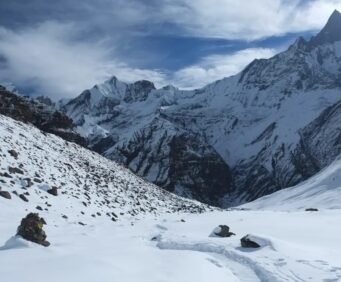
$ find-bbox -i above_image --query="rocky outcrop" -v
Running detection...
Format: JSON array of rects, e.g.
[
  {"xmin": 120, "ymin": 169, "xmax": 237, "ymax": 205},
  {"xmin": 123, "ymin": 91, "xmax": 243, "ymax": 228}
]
[{"xmin": 0, "ymin": 87, "xmax": 86, "ymax": 146}]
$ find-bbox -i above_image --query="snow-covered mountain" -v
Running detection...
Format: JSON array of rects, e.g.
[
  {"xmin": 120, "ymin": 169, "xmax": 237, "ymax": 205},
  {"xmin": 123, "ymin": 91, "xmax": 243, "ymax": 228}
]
[
  {"xmin": 0, "ymin": 113, "xmax": 209, "ymax": 224},
  {"xmin": 61, "ymin": 10, "xmax": 341, "ymax": 207},
  {"xmin": 241, "ymin": 153, "xmax": 341, "ymax": 210}
]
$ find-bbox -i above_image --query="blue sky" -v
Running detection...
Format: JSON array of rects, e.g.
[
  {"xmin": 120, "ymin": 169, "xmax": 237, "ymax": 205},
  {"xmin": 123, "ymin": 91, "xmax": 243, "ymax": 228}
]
[{"xmin": 0, "ymin": 0, "xmax": 340, "ymax": 99}]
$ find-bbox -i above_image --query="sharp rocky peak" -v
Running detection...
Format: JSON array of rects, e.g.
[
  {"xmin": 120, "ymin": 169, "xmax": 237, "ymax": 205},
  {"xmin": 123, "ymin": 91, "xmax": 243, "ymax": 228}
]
[{"xmin": 309, "ymin": 9, "xmax": 341, "ymax": 47}]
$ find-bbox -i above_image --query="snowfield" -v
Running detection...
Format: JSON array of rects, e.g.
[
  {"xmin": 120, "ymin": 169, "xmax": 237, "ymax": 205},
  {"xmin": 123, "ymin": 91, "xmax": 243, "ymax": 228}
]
[
  {"xmin": 1, "ymin": 209, "xmax": 341, "ymax": 282},
  {"xmin": 1, "ymin": 114, "xmax": 341, "ymax": 281}
]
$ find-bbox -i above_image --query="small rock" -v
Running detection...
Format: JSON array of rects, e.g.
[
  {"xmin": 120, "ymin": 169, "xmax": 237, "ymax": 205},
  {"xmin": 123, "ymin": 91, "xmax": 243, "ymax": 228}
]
[
  {"xmin": 78, "ymin": 222, "xmax": 86, "ymax": 226},
  {"xmin": 305, "ymin": 208, "xmax": 319, "ymax": 212},
  {"xmin": 240, "ymin": 235, "xmax": 261, "ymax": 248},
  {"xmin": 0, "ymin": 190, "xmax": 11, "ymax": 199},
  {"xmin": 47, "ymin": 186, "xmax": 58, "ymax": 196},
  {"xmin": 19, "ymin": 194, "xmax": 29, "ymax": 202},
  {"xmin": 33, "ymin": 178, "xmax": 42, "ymax": 183},
  {"xmin": 8, "ymin": 149, "xmax": 18, "ymax": 159},
  {"xmin": 211, "ymin": 225, "xmax": 235, "ymax": 237},
  {"xmin": 8, "ymin": 166, "xmax": 24, "ymax": 175},
  {"xmin": 36, "ymin": 206, "xmax": 43, "ymax": 211}
]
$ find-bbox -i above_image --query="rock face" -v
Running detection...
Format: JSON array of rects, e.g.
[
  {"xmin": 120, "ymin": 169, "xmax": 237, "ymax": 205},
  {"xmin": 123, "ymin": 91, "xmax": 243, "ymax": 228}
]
[
  {"xmin": 46, "ymin": 10, "xmax": 341, "ymax": 206},
  {"xmin": 0, "ymin": 87, "xmax": 86, "ymax": 146},
  {"xmin": 17, "ymin": 213, "xmax": 50, "ymax": 247}
]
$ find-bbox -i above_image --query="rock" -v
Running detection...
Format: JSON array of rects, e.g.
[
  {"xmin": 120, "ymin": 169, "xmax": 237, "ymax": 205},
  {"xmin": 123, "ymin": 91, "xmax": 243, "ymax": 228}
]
[
  {"xmin": 47, "ymin": 186, "xmax": 58, "ymax": 196},
  {"xmin": 33, "ymin": 178, "xmax": 42, "ymax": 183},
  {"xmin": 36, "ymin": 206, "xmax": 43, "ymax": 211},
  {"xmin": 305, "ymin": 208, "xmax": 319, "ymax": 212},
  {"xmin": 8, "ymin": 149, "xmax": 18, "ymax": 158},
  {"xmin": 211, "ymin": 225, "xmax": 236, "ymax": 237},
  {"xmin": 0, "ymin": 190, "xmax": 11, "ymax": 199},
  {"xmin": 240, "ymin": 235, "xmax": 261, "ymax": 248},
  {"xmin": 8, "ymin": 166, "xmax": 24, "ymax": 175},
  {"xmin": 16, "ymin": 213, "xmax": 50, "ymax": 247},
  {"xmin": 19, "ymin": 194, "xmax": 29, "ymax": 202}
]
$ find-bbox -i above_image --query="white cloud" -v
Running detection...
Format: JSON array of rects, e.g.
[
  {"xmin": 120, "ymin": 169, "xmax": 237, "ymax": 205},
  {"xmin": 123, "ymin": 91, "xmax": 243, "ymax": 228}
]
[
  {"xmin": 172, "ymin": 48, "xmax": 277, "ymax": 89},
  {"xmin": 157, "ymin": 0, "xmax": 341, "ymax": 40},
  {"xmin": 0, "ymin": 21, "xmax": 167, "ymax": 99}
]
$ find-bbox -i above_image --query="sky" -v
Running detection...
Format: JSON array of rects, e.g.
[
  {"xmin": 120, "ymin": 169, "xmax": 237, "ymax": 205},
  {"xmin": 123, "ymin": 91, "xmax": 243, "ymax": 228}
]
[{"xmin": 0, "ymin": 0, "xmax": 340, "ymax": 99}]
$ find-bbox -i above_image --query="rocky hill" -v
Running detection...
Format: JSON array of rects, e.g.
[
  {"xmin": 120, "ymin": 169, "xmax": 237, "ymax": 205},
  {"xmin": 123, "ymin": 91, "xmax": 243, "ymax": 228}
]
[{"xmin": 0, "ymin": 114, "xmax": 209, "ymax": 224}]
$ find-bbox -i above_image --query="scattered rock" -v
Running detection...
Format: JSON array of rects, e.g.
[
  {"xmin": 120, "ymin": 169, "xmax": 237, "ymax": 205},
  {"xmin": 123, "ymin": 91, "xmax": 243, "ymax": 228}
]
[
  {"xmin": 36, "ymin": 206, "xmax": 43, "ymax": 211},
  {"xmin": 305, "ymin": 208, "xmax": 319, "ymax": 212},
  {"xmin": 240, "ymin": 235, "xmax": 261, "ymax": 248},
  {"xmin": 211, "ymin": 225, "xmax": 235, "ymax": 237},
  {"xmin": 19, "ymin": 194, "xmax": 29, "ymax": 202},
  {"xmin": 33, "ymin": 178, "xmax": 42, "ymax": 183},
  {"xmin": 16, "ymin": 213, "xmax": 50, "ymax": 247},
  {"xmin": 8, "ymin": 166, "xmax": 24, "ymax": 175},
  {"xmin": 78, "ymin": 222, "xmax": 86, "ymax": 226},
  {"xmin": 8, "ymin": 149, "xmax": 18, "ymax": 159},
  {"xmin": 47, "ymin": 186, "xmax": 58, "ymax": 196},
  {"xmin": 0, "ymin": 190, "xmax": 11, "ymax": 199}
]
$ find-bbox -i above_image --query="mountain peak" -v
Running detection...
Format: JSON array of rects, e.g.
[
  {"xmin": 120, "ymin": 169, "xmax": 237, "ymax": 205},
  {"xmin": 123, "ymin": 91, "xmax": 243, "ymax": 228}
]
[{"xmin": 309, "ymin": 9, "xmax": 341, "ymax": 47}]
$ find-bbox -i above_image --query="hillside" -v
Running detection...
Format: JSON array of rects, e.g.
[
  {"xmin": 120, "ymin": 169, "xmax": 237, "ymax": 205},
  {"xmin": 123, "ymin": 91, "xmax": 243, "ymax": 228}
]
[{"xmin": 0, "ymin": 113, "xmax": 209, "ymax": 225}]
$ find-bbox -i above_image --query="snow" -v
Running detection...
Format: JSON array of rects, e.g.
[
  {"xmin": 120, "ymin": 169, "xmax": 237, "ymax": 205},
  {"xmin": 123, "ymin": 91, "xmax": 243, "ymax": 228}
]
[
  {"xmin": 242, "ymin": 155, "xmax": 341, "ymax": 210},
  {"xmin": 1, "ymin": 114, "xmax": 341, "ymax": 281},
  {"xmin": 2, "ymin": 208, "xmax": 341, "ymax": 281}
]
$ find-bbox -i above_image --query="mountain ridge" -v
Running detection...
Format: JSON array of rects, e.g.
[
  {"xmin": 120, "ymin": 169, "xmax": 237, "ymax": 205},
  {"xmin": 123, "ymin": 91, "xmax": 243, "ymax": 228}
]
[{"xmin": 59, "ymin": 10, "xmax": 341, "ymax": 207}]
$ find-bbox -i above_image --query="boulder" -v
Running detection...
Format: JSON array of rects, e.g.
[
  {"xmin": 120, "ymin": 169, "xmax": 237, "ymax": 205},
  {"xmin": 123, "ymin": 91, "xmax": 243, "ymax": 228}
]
[
  {"xmin": 16, "ymin": 213, "xmax": 50, "ymax": 247},
  {"xmin": 240, "ymin": 235, "xmax": 261, "ymax": 248},
  {"xmin": 211, "ymin": 225, "xmax": 235, "ymax": 237}
]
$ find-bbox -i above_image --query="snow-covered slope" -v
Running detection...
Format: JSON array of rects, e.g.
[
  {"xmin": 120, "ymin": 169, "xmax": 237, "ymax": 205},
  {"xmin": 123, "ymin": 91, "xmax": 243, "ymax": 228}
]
[
  {"xmin": 0, "ymin": 114, "xmax": 209, "ymax": 223},
  {"xmin": 61, "ymin": 10, "xmax": 341, "ymax": 206},
  {"xmin": 241, "ymin": 154, "xmax": 341, "ymax": 210}
]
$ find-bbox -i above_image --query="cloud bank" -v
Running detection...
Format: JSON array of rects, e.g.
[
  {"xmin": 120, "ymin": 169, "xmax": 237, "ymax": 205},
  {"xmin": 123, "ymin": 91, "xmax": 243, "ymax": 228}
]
[{"xmin": 0, "ymin": 0, "xmax": 340, "ymax": 98}]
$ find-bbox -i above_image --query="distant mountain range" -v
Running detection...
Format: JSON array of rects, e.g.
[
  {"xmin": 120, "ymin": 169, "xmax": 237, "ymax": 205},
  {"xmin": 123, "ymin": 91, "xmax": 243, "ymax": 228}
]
[{"xmin": 2, "ymin": 11, "xmax": 341, "ymax": 207}]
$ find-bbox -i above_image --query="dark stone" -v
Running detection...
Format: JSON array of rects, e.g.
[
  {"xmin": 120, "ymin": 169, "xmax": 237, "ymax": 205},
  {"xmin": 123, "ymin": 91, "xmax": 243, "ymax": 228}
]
[
  {"xmin": 19, "ymin": 194, "xmax": 29, "ymax": 202},
  {"xmin": 0, "ymin": 190, "xmax": 11, "ymax": 199},
  {"xmin": 240, "ymin": 235, "xmax": 261, "ymax": 248},
  {"xmin": 8, "ymin": 149, "xmax": 18, "ymax": 159},
  {"xmin": 213, "ymin": 225, "xmax": 236, "ymax": 237},
  {"xmin": 33, "ymin": 178, "xmax": 42, "ymax": 183},
  {"xmin": 8, "ymin": 167, "xmax": 24, "ymax": 174},
  {"xmin": 47, "ymin": 186, "xmax": 58, "ymax": 196},
  {"xmin": 78, "ymin": 222, "xmax": 86, "ymax": 226},
  {"xmin": 16, "ymin": 213, "xmax": 50, "ymax": 247},
  {"xmin": 36, "ymin": 206, "xmax": 43, "ymax": 211},
  {"xmin": 305, "ymin": 208, "xmax": 319, "ymax": 212}
]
